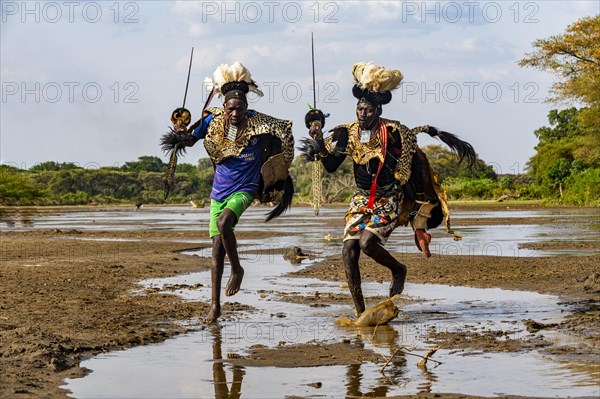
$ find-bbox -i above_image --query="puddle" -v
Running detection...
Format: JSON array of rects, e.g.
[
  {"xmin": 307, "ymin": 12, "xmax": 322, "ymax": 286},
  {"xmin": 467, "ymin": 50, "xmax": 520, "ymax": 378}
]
[
  {"xmin": 4, "ymin": 206, "xmax": 597, "ymax": 395},
  {"xmin": 63, "ymin": 250, "xmax": 598, "ymax": 398}
]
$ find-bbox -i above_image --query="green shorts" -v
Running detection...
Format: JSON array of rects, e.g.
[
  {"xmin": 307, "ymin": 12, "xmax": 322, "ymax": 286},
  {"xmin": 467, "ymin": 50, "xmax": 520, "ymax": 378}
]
[{"xmin": 209, "ymin": 192, "xmax": 254, "ymax": 238}]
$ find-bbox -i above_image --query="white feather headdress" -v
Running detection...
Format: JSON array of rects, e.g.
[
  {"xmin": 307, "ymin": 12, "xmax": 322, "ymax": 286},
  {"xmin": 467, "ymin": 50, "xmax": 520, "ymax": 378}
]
[
  {"xmin": 206, "ymin": 61, "xmax": 264, "ymax": 98},
  {"xmin": 352, "ymin": 62, "xmax": 403, "ymax": 93}
]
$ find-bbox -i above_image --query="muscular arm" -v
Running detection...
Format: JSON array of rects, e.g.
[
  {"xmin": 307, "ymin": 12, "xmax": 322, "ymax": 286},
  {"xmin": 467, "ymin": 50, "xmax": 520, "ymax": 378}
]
[
  {"xmin": 321, "ymin": 128, "xmax": 349, "ymax": 173},
  {"xmin": 321, "ymin": 149, "xmax": 347, "ymax": 173}
]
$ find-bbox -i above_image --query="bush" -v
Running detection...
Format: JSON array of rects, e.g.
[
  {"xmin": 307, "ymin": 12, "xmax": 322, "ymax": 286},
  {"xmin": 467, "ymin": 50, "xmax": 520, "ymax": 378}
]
[
  {"xmin": 562, "ymin": 168, "xmax": 600, "ymax": 205},
  {"xmin": 58, "ymin": 191, "xmax": 91, "ymax": 205},
  {"xmin": 0, "ymin": 170, "xmax": 45, "ymax": 205},
  {"xmin": 515, "ymin": 182, "xmax": 544, "ymax": 199},
  {"xmin": 443, "ymin": 178, "xmax": 498, "ymax": 200}
]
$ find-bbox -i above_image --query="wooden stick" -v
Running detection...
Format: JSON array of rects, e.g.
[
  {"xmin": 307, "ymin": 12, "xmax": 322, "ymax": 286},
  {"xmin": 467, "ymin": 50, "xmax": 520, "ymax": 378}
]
[
  {"xmin": 417, "ymin": 346, "xmax": 443, "ymax": 368},
  {"xmin": 380, "ymin": 348, "xmax": 400, "ymax": 373}
]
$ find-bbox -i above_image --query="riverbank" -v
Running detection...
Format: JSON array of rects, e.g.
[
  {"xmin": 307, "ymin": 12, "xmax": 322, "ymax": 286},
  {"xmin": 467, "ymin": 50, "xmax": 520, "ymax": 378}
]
[{"xmin": 0, "ymin": 206, "xmax": 598, "ymax": 398}]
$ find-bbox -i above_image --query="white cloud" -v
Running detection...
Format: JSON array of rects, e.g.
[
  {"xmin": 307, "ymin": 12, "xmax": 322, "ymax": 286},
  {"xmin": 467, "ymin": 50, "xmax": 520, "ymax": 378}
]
[
  {"xmin": 172, "ymin": 1, "xmax": 204, "ymax": 16},
  {"xmin": 230, "ymin": 45, "xmax": 273, "ymax": 62},
  {"xmin": 363, "ymin": 1, "xmax": 405, "ymax": 22},
  {"xmin": 476, "ymin": 68, "xmax": 509, "ymax": 81},
  {"xmin": 0, "ymin": 0, "xmax": 596, "ymax": 172},
  {"xmin": 1, "ymin": 65, "xmax": 15, "ymax": 80},
  {"xmin": 188, "ymin": 22, "xmax": 210, "ymax": 37},
  {"xmin": 458, "ymin": 37, "xmax": 477, "ymax": 52}
]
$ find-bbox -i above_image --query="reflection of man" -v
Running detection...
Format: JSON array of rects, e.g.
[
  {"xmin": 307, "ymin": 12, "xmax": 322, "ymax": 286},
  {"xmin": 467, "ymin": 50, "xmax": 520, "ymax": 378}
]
[
  {"xmin": 211, "ymin": 326, "xmax": 244, "ymax": 399},
  {"xmin": 302, "ymin": 62, "xmax": 475, "ymax": 316},
  {"xmin": 347, "ymin": 325, "xmax": 406, "ymax": 395},
  {"xmin": 164, "ymin": 62, "xmax": 294, "ymax": 323}
]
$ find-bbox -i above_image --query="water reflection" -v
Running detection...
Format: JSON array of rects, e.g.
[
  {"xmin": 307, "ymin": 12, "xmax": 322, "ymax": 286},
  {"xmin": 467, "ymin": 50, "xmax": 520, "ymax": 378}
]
[
  {"xmin": 210, "ymin": 326, "xmax": 244, "ymax": 399},
  {"xmin": 346, "ymin": 325, "xmax": 410, "ymax": 396},
  {"xmin": 63, "ymin": 280, "xmax": 598, "ymax": 398},
  {"xmin": 417, "ymin": 366, "xmax": 439, "ymax": 394},
  {"xmin": 208, "ymin": 322, "xmax": 419, "ymax": 398},
  {"xmin": 0, "ymin": 211, "xmax": 35, "ymax": 228}
]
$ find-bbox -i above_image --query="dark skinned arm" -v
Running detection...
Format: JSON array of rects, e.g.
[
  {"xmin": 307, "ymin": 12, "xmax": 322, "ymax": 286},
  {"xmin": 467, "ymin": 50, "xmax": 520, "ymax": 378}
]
[{"xmin": 320, "ymin": 127, "xmax": 349, "ymax": 173}]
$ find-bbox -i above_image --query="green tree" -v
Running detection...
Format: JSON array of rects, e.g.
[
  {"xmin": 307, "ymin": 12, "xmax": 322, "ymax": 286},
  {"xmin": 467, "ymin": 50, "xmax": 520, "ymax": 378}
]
[
  {"xmin": 499, "ymin": 175, "xmax": 514, "ymax": 190},
  {"xmin": 525, "ymin": 106, "xmax": 600, "ymax": 203},
  {"xmin": 545, "ymin": 158, "xmax": 571, "ymax": 198},
  {"xmin": 563, "ymin": 168, "xmax": 600, "ymax": 205},
  {"xmin": 30, "ymin": 162, "xmax": 82, "ymax": 172},
  {"xmin": 533, "ymin": 108, "xmax": 583, "ymax": 143},
  {"xmin": 519, "ymin": 15, "xmax": 600, "ymax": 134},
  {"xmin": 527, "ymin": 108, "xmax": 581, "ymax": 184},
  {"xmin": 196, "ymin": 158, "xmax": 215, "ymax": 199},
  {"xmin": 422, "ymin": 145, "xmax": 497, "ymax": 183},
  {"xmin": 177, "ymin": 163, "xmax": 197, "ymax": 174},
  {"xmin": 520, "ymin": 16, "xmax": 600, "ymax": 204},
  {"xmin": 121, "ymin": 156, "xmax": 166, "ymax": 173},
  {"xmin": 0, "ymin": 167, "xmax": 44, "ymax": 205}
]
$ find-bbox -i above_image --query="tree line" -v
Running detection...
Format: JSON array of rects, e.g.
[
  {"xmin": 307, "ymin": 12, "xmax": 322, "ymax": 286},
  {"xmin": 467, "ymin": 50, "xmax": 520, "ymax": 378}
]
[
  {"xmin": 1, "ymin": 134, "xmax": 596, "ymax": 206},
  {"xmin": 1, "ymin": 16, "xmax": 598, "ymax": 206}
]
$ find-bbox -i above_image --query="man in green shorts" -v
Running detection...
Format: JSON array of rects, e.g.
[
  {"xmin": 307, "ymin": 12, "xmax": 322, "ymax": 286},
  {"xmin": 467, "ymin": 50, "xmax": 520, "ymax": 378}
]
[{"xmin": 169, "ymin": 62, "xmax": 294, "ymax": 323}]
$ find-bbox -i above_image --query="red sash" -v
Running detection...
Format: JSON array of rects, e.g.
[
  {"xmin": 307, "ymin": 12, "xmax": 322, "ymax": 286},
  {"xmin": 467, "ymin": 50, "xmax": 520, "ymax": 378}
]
[{"xmin": 367, "ymin": 120, "xmax": 388, "ymax": 209}]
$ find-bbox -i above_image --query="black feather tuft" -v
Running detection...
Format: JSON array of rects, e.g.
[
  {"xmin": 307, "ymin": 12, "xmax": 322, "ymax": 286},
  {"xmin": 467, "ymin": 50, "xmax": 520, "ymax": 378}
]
[
  {"xmin": 265, "ymin": 175, "xmax": 294, "ymax": 222},
  {"xmin": 298, "ymin": 138, "xmax": 324, "ymax": 161},
  {"xmin": 221, "ymin": 81, "xmax": 250, "ymax": 95},
  {"xmin": 352, "ymin": 85, "xmax": 392, "ymax": 105},
  {"xmin": 427, "ymin": 127, "xmax": 477, "ymax": 169}
]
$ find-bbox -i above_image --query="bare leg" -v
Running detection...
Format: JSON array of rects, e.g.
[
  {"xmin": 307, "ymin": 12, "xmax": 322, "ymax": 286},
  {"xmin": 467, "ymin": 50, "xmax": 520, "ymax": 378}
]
[
  {"xmin": 217, "ymin": 209, "xmax": 244, "ymax": 297},
  {"xmin": 359, "ymin": 231, "xmax": 407, "ymax": 297},
  {"xmin": 342, "ymin": 239, "xmax": 365, "ymax": 315},
  {"xmin": 206, "ymin": 236, "xmax": 226, "ymax": 323}
]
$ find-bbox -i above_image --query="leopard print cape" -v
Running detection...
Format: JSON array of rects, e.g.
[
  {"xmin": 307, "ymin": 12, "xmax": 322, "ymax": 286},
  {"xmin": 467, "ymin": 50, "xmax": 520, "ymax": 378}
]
[
  {"xmin": 203, "ymin": 107, "xmax": 294, "ymax": 204},
  {"xmin": 203, "ymin": 107, "xmax": 294, "ymax": 167},
  {"xmin": 326, "ymin": 119, "xmax": 429, "ymax": 185}
]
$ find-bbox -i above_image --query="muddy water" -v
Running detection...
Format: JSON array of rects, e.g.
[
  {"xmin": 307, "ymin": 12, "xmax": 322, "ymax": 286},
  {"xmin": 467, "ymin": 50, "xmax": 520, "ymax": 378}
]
[
  {"xmin": 63, "ymin": 270, "xmax": 597, "ymax": 397},
  {"xmin": 63, "ymin": 250, "xmax": 598, "ymax": 397},
  {"xmin": 4, "ymin": 206, "xmax": 597, "ymax": 396}
]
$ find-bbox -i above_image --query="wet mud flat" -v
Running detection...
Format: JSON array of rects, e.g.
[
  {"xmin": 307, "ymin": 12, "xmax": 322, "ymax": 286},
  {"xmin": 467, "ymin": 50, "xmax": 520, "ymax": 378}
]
[{"xmin": 0, "ymin": 205, "xmax": 599, "ymax": 398}]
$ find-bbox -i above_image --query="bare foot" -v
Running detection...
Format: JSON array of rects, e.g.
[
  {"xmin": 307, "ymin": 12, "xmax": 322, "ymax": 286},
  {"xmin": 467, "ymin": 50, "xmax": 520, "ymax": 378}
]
[
  {"xmin": 389, "ymin": 268, "xmax": 406, "ymax": 297},
  {"xmin": 225, "ymin": 267, "xmax": 244, "ymax": 296},
  {"xmin": 205, "ymin": 305, "xmax": 221, "ymax": 324}
]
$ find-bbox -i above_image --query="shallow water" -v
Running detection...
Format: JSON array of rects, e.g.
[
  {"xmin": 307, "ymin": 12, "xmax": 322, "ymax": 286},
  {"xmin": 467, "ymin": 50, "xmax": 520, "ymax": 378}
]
[
  {"xmin": 2, "ymin": 206, "xmax": 598, "ymax": 257},
  {"xmin": 4, "ymin": 206, "xmax": 598, "ymax": 396},
  {"xmin": 63, "ymin": 248, "xmax": 599, "ymax": 398}
]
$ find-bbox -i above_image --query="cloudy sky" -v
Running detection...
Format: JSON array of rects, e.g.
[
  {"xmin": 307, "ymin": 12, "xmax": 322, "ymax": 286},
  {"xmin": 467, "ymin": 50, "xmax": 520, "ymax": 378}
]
[{"xmin": 1, "ymin": 1, "xmax": 598, "ymax": 174}]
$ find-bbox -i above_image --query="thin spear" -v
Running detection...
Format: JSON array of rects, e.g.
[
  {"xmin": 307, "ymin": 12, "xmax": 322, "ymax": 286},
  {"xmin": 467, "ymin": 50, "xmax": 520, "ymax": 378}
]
[{"xmin": 182, "ymin": 47, "xmax": 194, "ymax": 108}]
